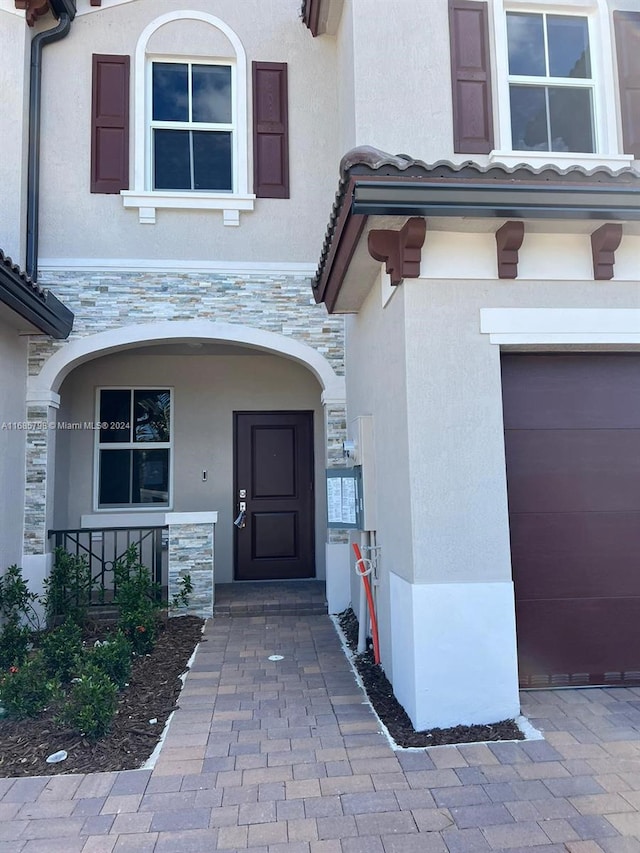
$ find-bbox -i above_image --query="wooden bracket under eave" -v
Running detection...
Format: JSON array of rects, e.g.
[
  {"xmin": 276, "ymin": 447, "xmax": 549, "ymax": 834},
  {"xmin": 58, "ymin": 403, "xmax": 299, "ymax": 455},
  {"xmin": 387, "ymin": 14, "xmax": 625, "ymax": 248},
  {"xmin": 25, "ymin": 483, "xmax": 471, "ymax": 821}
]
[
  {"xmin": 591, "ymin": 223, "xmax": 623, "ymax": 280},
  {"xmin": 496, "ymin": 221, "xmax": 525, "ymax": 279},
  {"xmin": 90, "ymin": 0, "xmax": 102, "ymax": 6},
  {"xmin": 14, "ymin": 0, "xmax": 50, "ymax": 26},
  {"xmin": 367, "ymin": 218, "xmax": 427, "ymax": 286}
]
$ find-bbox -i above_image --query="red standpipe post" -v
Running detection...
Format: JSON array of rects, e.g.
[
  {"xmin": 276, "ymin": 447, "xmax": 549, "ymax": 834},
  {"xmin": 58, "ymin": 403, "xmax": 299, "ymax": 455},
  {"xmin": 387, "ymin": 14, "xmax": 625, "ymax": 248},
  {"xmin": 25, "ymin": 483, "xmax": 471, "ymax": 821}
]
[{"xmin": 352, "ymin": 542, "xmax": 381, "ymax": 665}]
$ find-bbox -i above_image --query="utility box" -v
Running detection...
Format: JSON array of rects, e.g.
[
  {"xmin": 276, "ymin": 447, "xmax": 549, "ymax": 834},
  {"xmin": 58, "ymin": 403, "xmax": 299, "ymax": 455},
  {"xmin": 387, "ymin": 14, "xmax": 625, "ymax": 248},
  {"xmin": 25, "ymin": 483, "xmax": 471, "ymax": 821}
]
[
  {"xmin": 349, "ymin": 415, "xmax": 377, "ymax": 531},
  {"xmin": 326, "ymin": 467, "xmax": 362, "ymax": 529}
]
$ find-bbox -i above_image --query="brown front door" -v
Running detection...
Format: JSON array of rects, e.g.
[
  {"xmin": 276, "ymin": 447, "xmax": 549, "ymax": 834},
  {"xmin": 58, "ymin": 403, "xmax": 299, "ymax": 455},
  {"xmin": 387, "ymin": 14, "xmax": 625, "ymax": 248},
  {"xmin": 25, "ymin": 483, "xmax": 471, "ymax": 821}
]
[
  {"xmin": 234, "ymin": 411, "xmax": 315, "ymax": 581},
  {"xmin": 502, "ymin": 353, "xmax": 640, "ymax": 688}
]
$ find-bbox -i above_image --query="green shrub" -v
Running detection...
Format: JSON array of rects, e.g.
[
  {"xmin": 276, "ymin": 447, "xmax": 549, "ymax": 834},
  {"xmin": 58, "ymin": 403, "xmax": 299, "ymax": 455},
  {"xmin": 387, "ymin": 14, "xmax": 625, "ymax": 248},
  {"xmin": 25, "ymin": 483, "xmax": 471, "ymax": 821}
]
[
  {"xmin": 0, "ymin": 564, "xmax": 41, "ymax": 632},
  {"xmin": 60, "ymin": 663, "xmax": 118, "ymax": 738},
  {"xmin": 118, "ymin": 609, "xmax": 158, "ymax": 655},
  {"xmin": 43, "ymin": 548, "xmax": 91, "ymax": 628},
  {"xmin": 0, "ymin": 621, "xmax": 31, "ymax": 668},
  {"xmin": 85, "ymin": 631, "xmax": 132, "ymax": 688},
  {"xmin": 0, "ymin": 653, "xmax": 57, "ymax": 718},
  {"xmin": 41, "ymin": 618, "xmax": 83, "ymax": 682},
  {"xmin": 170, "ymin": 573, "xmax": 193, "ymax": 611},
  {"xmin": 114, "ymin": 545, "xmax": 162, "ymax": 654}
]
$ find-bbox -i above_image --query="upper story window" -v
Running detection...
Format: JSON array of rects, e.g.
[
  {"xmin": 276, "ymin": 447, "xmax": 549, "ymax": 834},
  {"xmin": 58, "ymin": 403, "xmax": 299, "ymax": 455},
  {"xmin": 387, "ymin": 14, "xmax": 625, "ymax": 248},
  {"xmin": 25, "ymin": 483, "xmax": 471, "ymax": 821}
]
[
  {"xmin": 151, "ymin": 60, "xmax": 234, "ymax": 192},
  {"xmin": 506, "ymin": 12, "xmax": 594, "ymax": 153}
]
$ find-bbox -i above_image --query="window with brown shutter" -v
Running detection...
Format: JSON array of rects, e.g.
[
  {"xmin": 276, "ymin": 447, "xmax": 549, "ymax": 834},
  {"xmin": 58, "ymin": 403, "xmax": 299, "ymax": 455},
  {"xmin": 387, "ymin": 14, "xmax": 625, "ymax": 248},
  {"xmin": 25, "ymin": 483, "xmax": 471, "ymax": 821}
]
[
  {"xmin": 614, "ymin": 10, "xmax": 640, "ymax": 159},
  {"xmin": 252, "ymin": 62, "xmax": 289, "ymax": 198},
  {"xmin": 448, "ymin": 0, "xmax": 494, "ymax": 154},
  {"xmin": 91, "ymin": 54, "xmax": 130, "ymax": 194}
]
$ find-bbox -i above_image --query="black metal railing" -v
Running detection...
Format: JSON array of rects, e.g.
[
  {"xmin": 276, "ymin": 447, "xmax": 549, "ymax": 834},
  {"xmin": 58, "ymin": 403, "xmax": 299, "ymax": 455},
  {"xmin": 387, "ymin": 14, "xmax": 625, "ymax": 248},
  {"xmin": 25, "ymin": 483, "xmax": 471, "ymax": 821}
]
[{"xmin": 47, "ymin": 526, "xmax": 167, "ymax": 606}]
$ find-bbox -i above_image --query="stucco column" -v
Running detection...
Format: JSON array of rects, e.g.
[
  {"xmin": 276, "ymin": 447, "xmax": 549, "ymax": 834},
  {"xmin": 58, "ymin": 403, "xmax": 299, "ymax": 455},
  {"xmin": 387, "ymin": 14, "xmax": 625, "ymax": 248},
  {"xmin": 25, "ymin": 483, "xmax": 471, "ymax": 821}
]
[
  {"xmin": 165, "ymin": 512, "xmax": 217, "ymax": 619},
  {"xmin": 322, "ymin": 393, "xmax": 351, "ymax": 613}
]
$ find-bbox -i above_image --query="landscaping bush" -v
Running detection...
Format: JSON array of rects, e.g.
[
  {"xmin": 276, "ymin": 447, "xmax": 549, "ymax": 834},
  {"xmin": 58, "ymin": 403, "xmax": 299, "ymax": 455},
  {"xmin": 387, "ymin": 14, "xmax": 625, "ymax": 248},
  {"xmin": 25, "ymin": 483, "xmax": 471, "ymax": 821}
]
[
  {"xmin": 114, "ymin": 545, "xmax": 162, "ymax": 654},
  {"xmin": 41, "ymin": 618, "xmax": 83, "ymax": 682},
  {"xmin": 43, "ymin": 548, "xmax": 91, "ymax": 628},
  {"xmin": 0, "ymin": 564, "xmax": 41, "ymax": 632},
  {"xmin": 60, "ymin": 663, "xmax": 118, "ymax": 738},
  {"xmin": 85, "ymin": 631, "xmax": 132, "ymax": 688},
  {"xmin": 0, "ymin": 653, "xmax": 57, "ymax": 719},
  {"xmin": 0, "ymin": 621, "xmax": 31, "ymax": 668}
]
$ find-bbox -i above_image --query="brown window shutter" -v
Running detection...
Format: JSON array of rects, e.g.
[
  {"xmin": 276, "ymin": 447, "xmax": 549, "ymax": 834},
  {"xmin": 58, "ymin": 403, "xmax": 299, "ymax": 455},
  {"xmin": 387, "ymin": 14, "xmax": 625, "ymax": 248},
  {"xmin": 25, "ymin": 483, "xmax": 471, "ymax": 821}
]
[
  {"xmin": 448, "ymin": 0, "xmax": 494, "ymax": 154},
  {"xmin": 252, "ymin": 61, "xmax": 289, "ymax": 199},
  {"xmin": 614, "ymin": 11, "xmax": 640, "ymax": 159},
  {"xmin": 91, "ymin": 54, "xmax": 130, "ymax": 194}
]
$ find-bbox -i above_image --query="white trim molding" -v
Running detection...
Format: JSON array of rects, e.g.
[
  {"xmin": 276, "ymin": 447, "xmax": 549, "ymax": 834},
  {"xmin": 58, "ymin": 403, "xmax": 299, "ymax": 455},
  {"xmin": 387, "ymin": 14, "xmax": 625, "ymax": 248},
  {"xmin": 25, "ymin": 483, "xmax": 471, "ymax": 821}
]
[
  {"xmin": 38, "ymin": 259, "xmax": 317, "ymax": 275},
  {"xmin": 126, "ymin": 10, "xmax": 254, "ymax": 225},
  {"xmin": 481, "ymin": 308, "xmax": 640, "ymax": 345},
  {"xmin": 165, "ymin": 511, "xmax": 218, "ymax": 525}
]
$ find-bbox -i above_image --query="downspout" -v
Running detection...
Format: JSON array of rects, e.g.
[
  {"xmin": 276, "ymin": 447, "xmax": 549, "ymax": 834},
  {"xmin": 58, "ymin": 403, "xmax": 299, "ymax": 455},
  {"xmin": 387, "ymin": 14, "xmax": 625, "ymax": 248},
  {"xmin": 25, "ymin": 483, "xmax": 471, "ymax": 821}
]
[{"xmin": 25, "ymin": 12, "xmax": 72, "ymax": 281}]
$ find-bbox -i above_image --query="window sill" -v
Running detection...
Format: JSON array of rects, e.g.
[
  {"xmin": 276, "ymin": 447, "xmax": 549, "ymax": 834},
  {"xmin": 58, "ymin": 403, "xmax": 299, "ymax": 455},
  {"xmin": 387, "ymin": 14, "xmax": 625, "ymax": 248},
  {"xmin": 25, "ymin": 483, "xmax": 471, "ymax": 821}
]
[
  {"xmin": 489, "ymin": 151, "xmax": 634, "ymax": 174},
  {"xmin": 121, "ymin": 190, "xmax": 256, "ymax": 225}
]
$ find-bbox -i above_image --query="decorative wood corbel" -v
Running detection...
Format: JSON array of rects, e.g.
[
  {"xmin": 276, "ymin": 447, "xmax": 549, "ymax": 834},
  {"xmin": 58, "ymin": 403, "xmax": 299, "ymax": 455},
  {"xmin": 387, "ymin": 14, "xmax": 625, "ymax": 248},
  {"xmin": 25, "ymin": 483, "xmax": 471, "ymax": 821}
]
[
  {"xmin": 367, "ymin": 217, "xmax": 427, "ymax": 286},
  {"xmin": 591, "ymin": 223, "xmax": 622, "ymax": 280},
  {"xmin": 495, "ymin": 221, "xmax": 525, "ymax": 279},
  {"xmin": 90, "ymin": 0, "xmax": 102, "ymax": 6},
  {"xmin": 15, "ymin": 0, "xmax": 51, "ymax": 26}
]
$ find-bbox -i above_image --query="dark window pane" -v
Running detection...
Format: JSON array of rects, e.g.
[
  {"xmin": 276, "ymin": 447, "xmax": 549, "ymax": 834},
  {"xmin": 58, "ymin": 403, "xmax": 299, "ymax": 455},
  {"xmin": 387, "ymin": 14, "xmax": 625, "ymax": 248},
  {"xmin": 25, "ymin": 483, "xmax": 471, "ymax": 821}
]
[
  {"xmin": 548, "ymin": 16, "xmax": 591, "ymax": 79},
  {"xmin": 510, "ymin": 85, "xmax": 549, "ymax": 150},
  {"xmin": 134, "ymin": 390, "xmax": 171, "ymax": 442},
  {"xmin": 193, "ymin": 131, "xmax": 232, "ymax": 191},
  {"xmin": 154, "ymin": 129, "xmax": 191, "ymax": 189},
  {"xmin": 507, "ymin": 13, "xmax": 545, "ymax": 76},
  {"xmin": 99, "ymin": 449, "xmax": 131, "ymax": 505},
  {"xmin": 152, "ymin": 63, "xmax": 188, "ymax": 121},
  {"xmin": 132, "ymin": 449, "xmax": 169, "ymax": 504},
  {"xmin": 99, "ymin": 390, "xmax": 131, "ymax": 443},
  {"xmin": 192, "ymin": 65, "xmax": 232, "ymax": 123},
  {"xmin": 549, "ymin": 87, "xmax": 594, "ymax": 152}
]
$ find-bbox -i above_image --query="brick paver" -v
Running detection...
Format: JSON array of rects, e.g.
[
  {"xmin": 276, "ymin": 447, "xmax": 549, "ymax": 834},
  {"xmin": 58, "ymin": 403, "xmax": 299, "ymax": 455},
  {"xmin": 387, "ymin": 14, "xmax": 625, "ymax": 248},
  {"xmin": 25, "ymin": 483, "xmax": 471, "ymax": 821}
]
[{"xmin": 3, "ymin": 597, "xmax": 640, "ymax": 852}]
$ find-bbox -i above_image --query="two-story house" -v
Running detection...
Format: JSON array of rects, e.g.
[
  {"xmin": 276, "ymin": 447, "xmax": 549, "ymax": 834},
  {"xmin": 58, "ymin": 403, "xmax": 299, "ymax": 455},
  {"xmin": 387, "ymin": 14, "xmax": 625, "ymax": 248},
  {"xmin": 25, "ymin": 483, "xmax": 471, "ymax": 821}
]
[
  {"xmin": 2, "ymin": 0, "xmax": 639, "ymax": 732},
  {"xmin": 306, "ymin": 0, "xmax": 640, "ymax": 729},
  {"xmin": 0, "ymin": 0, "xmax": 350, "ymax": 621}
]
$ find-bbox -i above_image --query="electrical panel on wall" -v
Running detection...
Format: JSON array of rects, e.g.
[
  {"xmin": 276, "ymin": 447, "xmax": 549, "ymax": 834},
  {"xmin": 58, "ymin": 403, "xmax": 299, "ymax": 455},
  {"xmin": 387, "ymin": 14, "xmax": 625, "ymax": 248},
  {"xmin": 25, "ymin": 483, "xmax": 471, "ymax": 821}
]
[{"xmin": 349, "ymin": 415, "xmax": 377, "ymax": 531}]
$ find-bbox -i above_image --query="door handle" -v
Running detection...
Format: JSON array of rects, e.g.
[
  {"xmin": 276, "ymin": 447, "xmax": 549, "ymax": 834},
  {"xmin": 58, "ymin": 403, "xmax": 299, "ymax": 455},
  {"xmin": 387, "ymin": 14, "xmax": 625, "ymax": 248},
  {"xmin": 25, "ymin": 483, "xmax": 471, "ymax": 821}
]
[{"xmin": 234, "ymin": 508, "xmax": 247, "ymax": 529}]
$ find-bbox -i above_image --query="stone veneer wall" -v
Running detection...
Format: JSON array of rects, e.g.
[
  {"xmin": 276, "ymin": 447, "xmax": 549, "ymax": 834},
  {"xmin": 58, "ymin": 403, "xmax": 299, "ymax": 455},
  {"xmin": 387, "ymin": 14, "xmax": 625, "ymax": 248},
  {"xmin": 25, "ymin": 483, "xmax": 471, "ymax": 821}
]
[
  {"xmin": 24, "ymin": 271, "xmax": 347, "ymax": 554},
  {"xmin": 167, "ymin": 520, "xmax": 215, "ymax": 619}
]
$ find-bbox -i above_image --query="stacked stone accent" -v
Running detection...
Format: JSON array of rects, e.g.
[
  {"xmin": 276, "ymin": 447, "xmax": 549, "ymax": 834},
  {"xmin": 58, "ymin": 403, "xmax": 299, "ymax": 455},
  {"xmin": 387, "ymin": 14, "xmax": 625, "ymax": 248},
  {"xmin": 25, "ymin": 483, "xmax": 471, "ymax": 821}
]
[
  {"xmin": 25, "ymin": 271, "xmax": 349, "ymax": 563},
  {"xmin": 167, "ymin": 518, "xmax": 215, "ymax": 620},
  {"xmin": 24, "ymin": 405, "xmax": 50, "ymax": 555}
]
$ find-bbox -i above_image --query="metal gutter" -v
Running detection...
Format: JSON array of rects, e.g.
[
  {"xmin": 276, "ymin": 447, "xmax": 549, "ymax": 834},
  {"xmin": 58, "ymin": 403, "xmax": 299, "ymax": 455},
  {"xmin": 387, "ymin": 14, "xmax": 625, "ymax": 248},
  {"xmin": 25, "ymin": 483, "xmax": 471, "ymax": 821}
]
[
  {"xmin": 26, "ymin": 3, "xmax": 75, "ymax": 280},
  {"xmin": 351, "ymin": 180, "xmax": 640, "ymax": 221}
]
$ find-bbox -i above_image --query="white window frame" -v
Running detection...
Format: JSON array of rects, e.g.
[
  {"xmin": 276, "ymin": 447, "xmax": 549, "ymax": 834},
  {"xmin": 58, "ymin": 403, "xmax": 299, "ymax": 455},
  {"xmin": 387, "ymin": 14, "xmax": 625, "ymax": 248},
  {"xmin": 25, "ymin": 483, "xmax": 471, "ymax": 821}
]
[
  {"xmin": 489, "ymin": 0, "xmax": 633, "ymax": 170},
  {"xmin": 122, "ymin": 11, "xmax": 255, "ymax": 226},
  {"xmin": 93, "ymin": 387, "xmax": 174, "ymax": 512}
]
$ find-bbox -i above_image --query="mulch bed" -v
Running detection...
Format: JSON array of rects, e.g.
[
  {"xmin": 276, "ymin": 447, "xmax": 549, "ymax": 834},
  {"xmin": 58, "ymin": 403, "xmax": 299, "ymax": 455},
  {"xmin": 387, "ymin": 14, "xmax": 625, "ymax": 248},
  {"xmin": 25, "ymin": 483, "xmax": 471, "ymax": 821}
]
[
  {"xmin": 0, "ymin": 615, "xmax": 204, "ymax": 777},
  {"xmin": 337, "ymin": 608, "xmax": 523, "ymax": 748}
]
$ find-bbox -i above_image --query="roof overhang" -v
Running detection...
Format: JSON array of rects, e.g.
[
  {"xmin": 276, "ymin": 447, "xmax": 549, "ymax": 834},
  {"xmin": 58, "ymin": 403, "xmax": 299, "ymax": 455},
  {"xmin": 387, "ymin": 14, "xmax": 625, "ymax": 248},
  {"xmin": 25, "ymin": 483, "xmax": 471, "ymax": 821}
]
[
  {"xmin": 14, "ymin": 0, "xmax": 76, "ymax": 26},
  {"xmin": 301, "ymin": 0, "xmax": 343, "ymax": 36},
  {"xmin": 312, "ymin": 147, "xmax": 640, "ymax": 313},
  {"xmin": 0, "ymin": 253, "xmax": 73, "ymax": 339}
]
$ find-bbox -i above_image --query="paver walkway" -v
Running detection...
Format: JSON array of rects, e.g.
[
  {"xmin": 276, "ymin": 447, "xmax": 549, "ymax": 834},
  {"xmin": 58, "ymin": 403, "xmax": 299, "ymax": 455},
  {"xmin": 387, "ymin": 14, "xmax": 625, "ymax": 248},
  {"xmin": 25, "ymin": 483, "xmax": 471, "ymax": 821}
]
[{"xmin": 2, "ymin": 608, "xmax": 640, "ymax": 852}]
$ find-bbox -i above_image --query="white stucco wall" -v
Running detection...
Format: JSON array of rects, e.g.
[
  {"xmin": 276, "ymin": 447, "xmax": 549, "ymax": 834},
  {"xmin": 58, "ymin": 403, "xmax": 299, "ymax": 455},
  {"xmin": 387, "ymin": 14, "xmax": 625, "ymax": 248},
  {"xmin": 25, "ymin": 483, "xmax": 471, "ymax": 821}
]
[
  {"xmin": 36, "ymin": 0, "xmax": 339, "ymax": 262},
  {"xmin": 0, "ymin": 9, "xmax": 29, "ymax": 264},
  {"xmin": 53, "ymin": 349, "xmax": 327, "ymax": 583},
  {"xmin": 344, "ymin": 272, "xmax": 413, "ymax": 677},
  {"xmin": 345, "ymin": 226, "xmax": 640, "ymax": 727},
  {"xmin": 0, "ymin": 315, "xmax": 27, "ymax": 569}
]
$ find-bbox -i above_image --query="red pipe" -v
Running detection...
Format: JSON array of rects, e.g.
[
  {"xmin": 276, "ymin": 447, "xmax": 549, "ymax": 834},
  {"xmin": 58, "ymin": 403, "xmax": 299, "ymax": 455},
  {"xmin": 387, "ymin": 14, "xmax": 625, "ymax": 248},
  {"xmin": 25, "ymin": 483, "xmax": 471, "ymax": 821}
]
[{"xmin": 352, "ymin": 542, "xmax": 381, "ymax": 665}]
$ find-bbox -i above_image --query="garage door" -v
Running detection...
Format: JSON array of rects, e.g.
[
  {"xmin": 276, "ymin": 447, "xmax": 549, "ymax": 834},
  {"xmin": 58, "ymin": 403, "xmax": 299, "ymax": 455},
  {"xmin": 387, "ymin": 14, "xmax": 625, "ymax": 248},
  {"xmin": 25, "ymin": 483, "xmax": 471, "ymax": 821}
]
[{"xmin": 502, "ymin": 353, "xmax": 640, "ymax": 688}]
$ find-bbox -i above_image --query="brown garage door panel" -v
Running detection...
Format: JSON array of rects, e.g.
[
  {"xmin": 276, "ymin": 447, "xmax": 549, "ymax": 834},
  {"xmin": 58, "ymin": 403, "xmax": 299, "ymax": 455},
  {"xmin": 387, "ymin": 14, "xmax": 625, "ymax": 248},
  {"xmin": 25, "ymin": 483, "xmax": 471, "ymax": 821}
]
[
  {"xmin": 502, "ymin": 354, "xmax": 640, "ymax": 430},
  {"xmin": 505, "ymin": 429, "xmax": 640, "ymax": 513},
  {"xmin": 517, "ymin": 597, "xmax": 640, "ymax": 687},
  {"xmin": 510, "ymin": 512, "xmax": 640, "ymax": 600}
]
